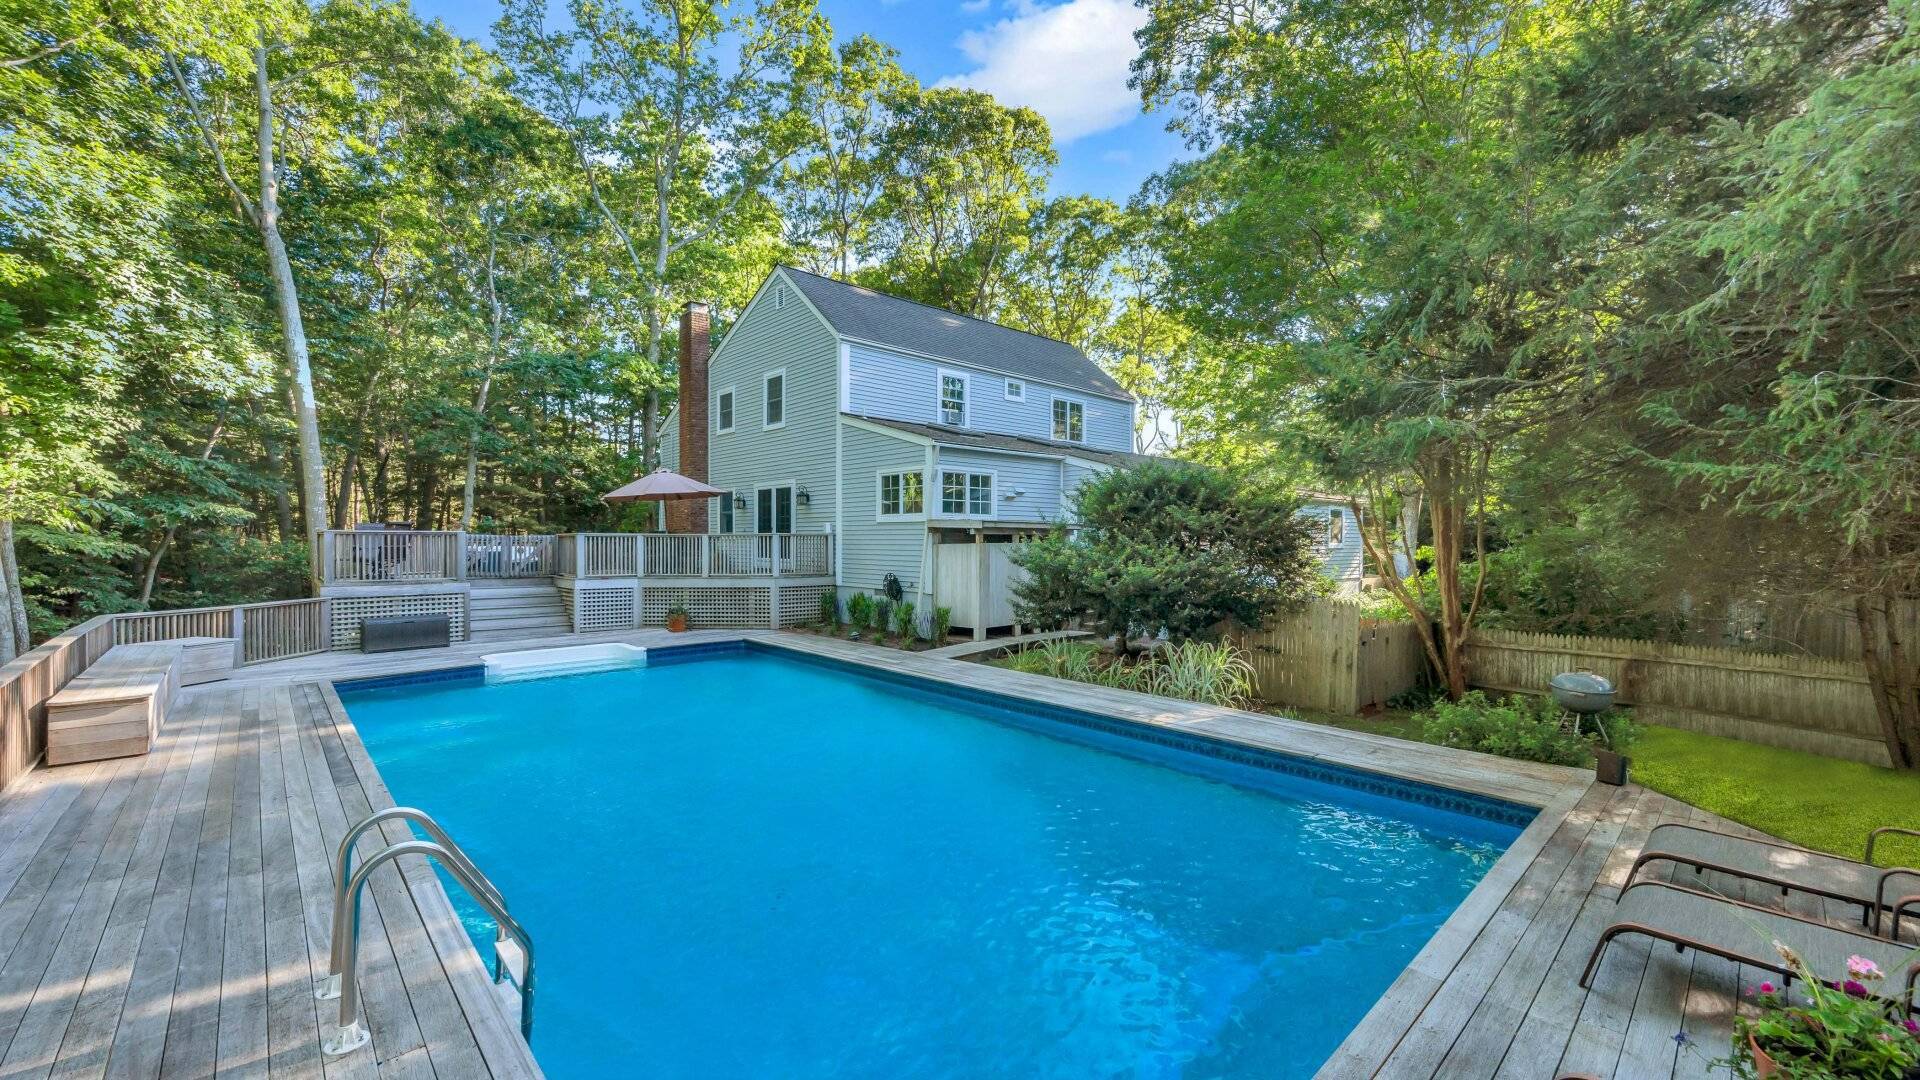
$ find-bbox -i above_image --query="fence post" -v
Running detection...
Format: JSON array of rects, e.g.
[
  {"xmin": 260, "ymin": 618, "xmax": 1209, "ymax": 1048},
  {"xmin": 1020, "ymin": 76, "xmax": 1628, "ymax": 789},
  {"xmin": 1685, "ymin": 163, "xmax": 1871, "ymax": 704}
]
[{"xmin": 231, "ymin": 606, "xmax": 247, "ymax": 668}]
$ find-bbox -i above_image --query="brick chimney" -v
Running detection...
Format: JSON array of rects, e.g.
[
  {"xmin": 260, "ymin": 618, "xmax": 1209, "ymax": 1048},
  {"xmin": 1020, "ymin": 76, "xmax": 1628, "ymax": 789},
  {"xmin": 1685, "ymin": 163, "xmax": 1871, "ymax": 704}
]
[{"xmin": 666, "ymin": 301, "xmax": 711, "ymax": 534}]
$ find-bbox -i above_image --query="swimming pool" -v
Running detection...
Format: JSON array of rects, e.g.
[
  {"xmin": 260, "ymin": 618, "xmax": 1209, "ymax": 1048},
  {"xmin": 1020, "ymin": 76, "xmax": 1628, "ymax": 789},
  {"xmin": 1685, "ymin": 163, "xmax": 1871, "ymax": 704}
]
[{"xmin": 337, "ymin": 642, "xmax": 1531, "ymax": 1078}]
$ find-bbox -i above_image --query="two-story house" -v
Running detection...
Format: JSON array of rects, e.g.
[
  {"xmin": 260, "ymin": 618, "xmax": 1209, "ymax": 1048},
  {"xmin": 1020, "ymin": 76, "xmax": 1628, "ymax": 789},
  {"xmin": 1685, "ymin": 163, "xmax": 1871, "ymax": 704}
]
[{"xmin": 659, "ymin": 266, "xmax": 1365, "ymax": 636}]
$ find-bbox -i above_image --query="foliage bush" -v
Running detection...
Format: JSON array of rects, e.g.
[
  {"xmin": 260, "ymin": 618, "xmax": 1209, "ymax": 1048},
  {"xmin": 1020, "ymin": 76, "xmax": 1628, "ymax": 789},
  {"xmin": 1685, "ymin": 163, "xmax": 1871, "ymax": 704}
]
[
  {"xmin": 1419, "ymin": 692, "xmax": 1595, "ymax": 767},
  {"xmin": 892, "ymin": 599, "xmax": 917, "ymax": 640},
  {"xmin": 931, "ymin": 606, "xmax": 952, "ymax": 644},
  {"xmin": 871, "ymin": 597, "xmax": 893, "ymax": 634},
  {"xmin": 998, "ymin": 639, "xmax": 1257, "ymax": 708},
  {"xmin": 1010, "ymin": 461, "xmax": 1321, "ymax": 647},
  {"xmin": 846, "ymin": 593, "xmax": 873, "ymax": 631},
  {"xmin": 818, "ymin": 590, "xmax": 840, "ymax": 627}
]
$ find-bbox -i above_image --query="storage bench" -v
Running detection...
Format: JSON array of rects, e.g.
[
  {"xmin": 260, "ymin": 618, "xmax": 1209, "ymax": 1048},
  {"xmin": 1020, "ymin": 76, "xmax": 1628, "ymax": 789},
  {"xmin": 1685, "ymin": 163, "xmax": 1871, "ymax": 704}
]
[{"xmin": 45, "ymin": 642, "xmax": 182, "ymax": 765}]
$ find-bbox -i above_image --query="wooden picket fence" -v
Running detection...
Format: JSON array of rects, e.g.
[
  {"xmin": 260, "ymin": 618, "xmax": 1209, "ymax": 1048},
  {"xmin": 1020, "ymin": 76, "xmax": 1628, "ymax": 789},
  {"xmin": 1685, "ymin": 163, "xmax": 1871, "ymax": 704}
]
[
  {"xmin": 1464, "ymin": 628, "xmax": 1887, "ymax": 766},
  {"xmin": 1231, "ymin": 599, "xmax": 1427, "ymax": 714}
]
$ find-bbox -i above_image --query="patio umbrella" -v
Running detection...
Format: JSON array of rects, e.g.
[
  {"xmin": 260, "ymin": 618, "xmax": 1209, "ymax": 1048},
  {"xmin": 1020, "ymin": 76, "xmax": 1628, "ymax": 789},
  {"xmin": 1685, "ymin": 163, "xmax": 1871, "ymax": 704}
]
[{"xmin": 601, "ymin": 467, "xmax": 725, "ymax": 504}]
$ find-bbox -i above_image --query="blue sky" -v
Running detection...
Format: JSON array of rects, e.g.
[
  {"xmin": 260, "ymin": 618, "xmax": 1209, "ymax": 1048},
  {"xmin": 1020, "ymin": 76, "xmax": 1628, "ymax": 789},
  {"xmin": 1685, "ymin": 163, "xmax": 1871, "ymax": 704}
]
[{"xmin": 410, "ymin": 0, "xmax": 1187, "ymax": 201}]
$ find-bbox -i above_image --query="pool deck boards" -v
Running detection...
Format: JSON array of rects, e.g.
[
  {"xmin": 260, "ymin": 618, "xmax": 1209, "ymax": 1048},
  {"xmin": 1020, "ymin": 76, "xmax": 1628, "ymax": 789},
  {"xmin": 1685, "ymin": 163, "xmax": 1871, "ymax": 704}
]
[{"xmin": 0, "ymin": 627, "xmax": 1873, "ymax": 1077}]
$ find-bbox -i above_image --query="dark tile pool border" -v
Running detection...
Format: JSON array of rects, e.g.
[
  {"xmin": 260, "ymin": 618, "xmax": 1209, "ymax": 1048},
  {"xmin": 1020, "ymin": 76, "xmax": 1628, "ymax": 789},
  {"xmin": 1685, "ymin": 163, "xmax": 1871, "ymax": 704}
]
[{"xmin": 329, "ymin": 636, "xmax": 1537, "ymax": 830}]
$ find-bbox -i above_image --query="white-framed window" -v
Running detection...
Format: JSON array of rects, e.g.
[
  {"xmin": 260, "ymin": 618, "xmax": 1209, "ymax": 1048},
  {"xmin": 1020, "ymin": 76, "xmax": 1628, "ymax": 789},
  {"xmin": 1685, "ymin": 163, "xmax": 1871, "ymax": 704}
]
[
  {"xmin": 763, "ymin": 369, "xmax": 785, "ymax": 428},
  {"xmin": 715, "ymin": 387, "xmax": 735, "ymax": 433},
  {"xmin": 938, "ymin": 369, "xmax": 968, "ymax": 426},
  {"xmin": 717, "ymin": 491, "xmax": 735, "ymax": 533},
  {"xmin": 940, "ymin": 470, "xmax": 994, "ymax": 517},
  {"xmin": 877, "ymin": 470, "xmax": 925, "ymax": 519},
  {"xmin": 1005, "ymin": 378, "xmax": 1025, "ymax": 401},
  {"xmin": 1327, "ymin": 508, "xmax": 1346, "ymax": 545},
  {"xmin": 1052, "ymin": 397, "xmax": 1085, "ymax": 442}
]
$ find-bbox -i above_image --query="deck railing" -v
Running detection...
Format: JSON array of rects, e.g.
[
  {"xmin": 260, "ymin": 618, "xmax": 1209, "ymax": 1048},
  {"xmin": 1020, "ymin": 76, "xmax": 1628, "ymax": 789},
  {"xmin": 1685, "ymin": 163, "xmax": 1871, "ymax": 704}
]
[
  {"xmin": 319, "ymin": 530, "xmax": 834, "ymax": 583},
  {"xmin": 560, "ymin": 532, "xmax": 833, "ymax": 579},
  {"xmin": 113, "ymin": 598, "xmax": 332, "ymax": 665}
]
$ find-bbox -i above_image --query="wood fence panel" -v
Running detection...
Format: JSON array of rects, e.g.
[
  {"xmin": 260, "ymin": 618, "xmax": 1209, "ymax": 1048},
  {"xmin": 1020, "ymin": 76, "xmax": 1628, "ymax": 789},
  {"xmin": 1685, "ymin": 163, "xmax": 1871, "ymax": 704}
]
[
  {"xmin": 1465, "ymin": 628, "xmax": 1887, "ymax": 766},
  {"xmin": 1234, "ymin": 600, "xmax": 1362, "ymax": 713},
  {"xmin": 1355, "ymin": 620, "xmax": 1428, "ymax": 710}
]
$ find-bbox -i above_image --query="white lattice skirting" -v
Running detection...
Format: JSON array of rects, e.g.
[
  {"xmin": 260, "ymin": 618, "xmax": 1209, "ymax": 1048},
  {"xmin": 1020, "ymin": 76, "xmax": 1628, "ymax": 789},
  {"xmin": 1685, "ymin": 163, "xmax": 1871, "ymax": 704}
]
[{"xmin": 327, "ymin": 593, "xmax": 468, "ymax": 650}]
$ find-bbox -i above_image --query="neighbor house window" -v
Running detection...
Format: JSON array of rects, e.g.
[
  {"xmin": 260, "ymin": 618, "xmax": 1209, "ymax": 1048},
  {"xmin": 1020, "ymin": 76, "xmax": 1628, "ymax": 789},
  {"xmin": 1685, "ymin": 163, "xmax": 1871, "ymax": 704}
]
[
  {"xmin": 878, "ymin": 471, "xmax": 924, "ymax": 518},
  {"xmin": 718, "ymin": 492, "xmax": 735, "ymax": 533},
  {"xmin": 1005, "ymin": 378, "xmax": 1025, "ymax": 401},
  {"xmin": 716, "ymin": 388, "xmax": 735, "ymax": 433},
  {"xmin": 1328, "ymin": 509, "xmax": 1345, "ymax": 544},
  {"xmin": 763, "ymin": 370, "xmax": 785, "ymax": 427},
  {"xmin": 939, "ymin": 371, "xmax": 967, "ymax": 425},
  {"xmin": 1052, "ymin": 398, "xmax": 1084, "ymax": 441},
  {"xmin": 941, "ymin": 471, "xmax": 993, "ymax": 516}
]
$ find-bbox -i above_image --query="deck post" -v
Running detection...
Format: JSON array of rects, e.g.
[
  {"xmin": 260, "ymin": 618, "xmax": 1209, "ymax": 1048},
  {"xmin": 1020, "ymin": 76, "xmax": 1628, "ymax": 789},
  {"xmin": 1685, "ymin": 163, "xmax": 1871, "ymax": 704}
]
[
  {"xmin": 974, "ymin": 530, "xmax": 988, "ymax": 642},
  {"xmin": 768, "ymin": 584, "xmax": 780, "ymax": 629},
  {"xmin": 701, "ymin": 534, "xmax": 711, "ymax": 578},
  {"xmin": 230, "ymin": 605, "xmax": 246, "ymax": 667},
  {"xmin": 573, "ymin": 533, "xmax": 586, "ymax": 579},
  {"xmin": 636, "ymin": 533, "xmax": 647, "ymax": 579},
  {"xmin": 455, "ymin": 531, "xmax": 469, "ymax": 581}
]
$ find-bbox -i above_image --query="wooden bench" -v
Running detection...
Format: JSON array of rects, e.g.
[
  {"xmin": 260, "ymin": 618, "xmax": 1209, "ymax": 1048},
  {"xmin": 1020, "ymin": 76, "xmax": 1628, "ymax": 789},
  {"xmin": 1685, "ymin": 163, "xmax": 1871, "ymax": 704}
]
[{"xmin": 45, "ymin": 642, "xmax": 182, "ymax": 765}]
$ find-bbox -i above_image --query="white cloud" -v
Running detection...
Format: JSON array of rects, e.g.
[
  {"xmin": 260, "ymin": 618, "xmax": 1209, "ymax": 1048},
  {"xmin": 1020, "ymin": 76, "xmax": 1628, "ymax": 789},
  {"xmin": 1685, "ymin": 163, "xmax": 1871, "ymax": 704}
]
[
  {"xmin": 936, "ymin": 0, "xmax": 1147, "ymax": 143},
  {"xmin": 959, "ymin": 0, "xmax": 991, "ymax": 12}
]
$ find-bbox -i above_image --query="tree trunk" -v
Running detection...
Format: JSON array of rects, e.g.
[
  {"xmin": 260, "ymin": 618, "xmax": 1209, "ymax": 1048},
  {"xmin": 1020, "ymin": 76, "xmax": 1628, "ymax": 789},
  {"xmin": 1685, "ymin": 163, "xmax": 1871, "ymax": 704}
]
[
  {"xmin": 250, "ymin": 41, "xmax": 328, "ymax": 586},
  {"xmin": 0, "ymin": 520, "xmax": 28, "ymax": 658},
  {"xmin": 0, "ymin": 521, "xmax": 21, "ymax": 663},
  {"xmin": 1424, "ymin": 447, "xmax": 1470, "ymax": 698},
  {"xmin": 1856, "ymin": 593, "xmax": 1920, "ymax": 769},
  {"xmin": 462, "ymin": 228, "xmax": 504, "ymax": 530}
]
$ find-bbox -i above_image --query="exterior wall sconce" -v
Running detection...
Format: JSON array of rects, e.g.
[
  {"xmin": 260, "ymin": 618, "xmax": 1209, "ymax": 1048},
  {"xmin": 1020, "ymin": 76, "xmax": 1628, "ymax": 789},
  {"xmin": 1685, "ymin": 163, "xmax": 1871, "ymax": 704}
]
[
  {"xmin": 796, "ymin": 486, "xmax": 812, "ymax": 507},
  {"xmin": 733, "ymin": 494, "xmax": 748, "ymax": 510}
]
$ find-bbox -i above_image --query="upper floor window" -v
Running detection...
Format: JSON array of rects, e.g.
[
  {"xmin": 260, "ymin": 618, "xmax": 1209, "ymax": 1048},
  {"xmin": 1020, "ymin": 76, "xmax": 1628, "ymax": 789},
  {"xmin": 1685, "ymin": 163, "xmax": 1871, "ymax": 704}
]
[
  {"xmin": 878, "ymin": 471, "xmax": 925, "ymax": 519},
  {"xmin": 764, "ymin": 370, "xmax": 785, "ymax": 428},
  {"xmin": 716, "ymin": 388, "xmax": 735, "ymax": 433},
  {"xmin": 940, "ymin": 471, "xmax": 993, "ymax": 517},
  {"xmin": 1052, "ymin": 398, "xmax": 1084, "ymax": 442},
  {"xmin": 939, "ymin": 371, "xmax": 968, "ymax": 425},
  {"xmin": 1005, "ymin": 379, "xmax": 1025, "ymax": 401},
  {"xmin": 1327, "ymin": 509, "xmax": 1346, "ymax": 545}
]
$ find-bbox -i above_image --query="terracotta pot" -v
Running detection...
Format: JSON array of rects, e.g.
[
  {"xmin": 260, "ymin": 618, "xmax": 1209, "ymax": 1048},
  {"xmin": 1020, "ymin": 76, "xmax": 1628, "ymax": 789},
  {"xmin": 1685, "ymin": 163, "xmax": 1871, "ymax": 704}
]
[
  {"xmin": 1748, "ymin": 1033, "xmax": 1780, "ymax": 1079},
  {"xmin": 666, "ymin": 613, "xmax": 688, "ymax": 633}
]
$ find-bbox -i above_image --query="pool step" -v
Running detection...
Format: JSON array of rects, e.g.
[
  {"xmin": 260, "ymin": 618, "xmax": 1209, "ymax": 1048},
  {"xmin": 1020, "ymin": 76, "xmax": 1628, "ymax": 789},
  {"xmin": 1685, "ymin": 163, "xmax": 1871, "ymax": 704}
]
[{"xmin": 491, "ymin": 937, "xmax": 528, "ymax": 1030}]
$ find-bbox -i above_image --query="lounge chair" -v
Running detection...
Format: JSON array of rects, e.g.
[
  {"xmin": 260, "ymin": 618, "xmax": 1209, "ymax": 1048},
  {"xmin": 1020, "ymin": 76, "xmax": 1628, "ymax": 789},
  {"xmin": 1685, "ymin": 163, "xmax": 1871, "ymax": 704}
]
[
  {"xmin": 1627, "ymin": 823, "xmax": 1920, "ymax": 933},
  {"xmin": 1581, "ymin": 881, "xmax": 1920, "ymax": 1009}
]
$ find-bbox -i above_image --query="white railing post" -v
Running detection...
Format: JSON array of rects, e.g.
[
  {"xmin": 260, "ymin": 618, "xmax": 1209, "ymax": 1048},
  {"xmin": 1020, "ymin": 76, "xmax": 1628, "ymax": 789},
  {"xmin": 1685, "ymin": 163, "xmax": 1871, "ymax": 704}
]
[
  {"xmin": 772, "ymin": 535, "xmax": 783, "ymax": 580},
  {"xmin": 455, "ymin": 531, "xmax": 469, "ymax": 581},
  {"xmin": 700, "ymin": 534, "xmax": 710, "ymax": 578},
  {"xmin": 574, "ymin": 533, "xmax": 587, "ymax": 579},
  {"xmin": 636, "ymin": 533, "xmax": 647, "ymax": 579},
  {"xmin": 231, "ymin": 605, "xmax": 247, "ymax": 667}
]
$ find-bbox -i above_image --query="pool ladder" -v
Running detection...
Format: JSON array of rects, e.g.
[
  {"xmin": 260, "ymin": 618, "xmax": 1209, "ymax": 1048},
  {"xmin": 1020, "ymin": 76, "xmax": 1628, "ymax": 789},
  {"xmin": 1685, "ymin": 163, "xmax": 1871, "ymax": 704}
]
[{"xmin": 315, "ymin": 807, "xmax": 535, "ymax": 1056}]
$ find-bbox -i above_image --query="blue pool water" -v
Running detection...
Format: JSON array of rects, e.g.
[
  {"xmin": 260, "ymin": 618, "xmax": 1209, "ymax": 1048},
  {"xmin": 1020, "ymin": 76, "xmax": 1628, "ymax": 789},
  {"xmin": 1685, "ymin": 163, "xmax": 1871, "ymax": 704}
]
[{"xmin": 338, "ymin": 644, "xmax": 1527, "ymax": 1078}]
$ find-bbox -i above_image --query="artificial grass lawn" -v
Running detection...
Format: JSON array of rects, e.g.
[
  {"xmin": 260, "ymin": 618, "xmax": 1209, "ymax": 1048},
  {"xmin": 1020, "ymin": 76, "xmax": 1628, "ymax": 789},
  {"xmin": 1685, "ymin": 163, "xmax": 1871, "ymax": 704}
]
[{"xmin": 1628, "ymin": 725, "xmax": 1920, "ymax": 862}]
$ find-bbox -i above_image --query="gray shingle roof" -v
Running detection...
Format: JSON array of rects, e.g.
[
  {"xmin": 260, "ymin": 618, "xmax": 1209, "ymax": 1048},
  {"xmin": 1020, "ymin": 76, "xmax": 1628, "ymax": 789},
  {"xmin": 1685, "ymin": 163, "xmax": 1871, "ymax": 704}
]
[
  {"xmin": 848, "ymin": 415, "xmax": 1159, "ymax": 468},
  {"xmin": 779, "ymin": 266, "xmax": 1132, "ymax": 401}
]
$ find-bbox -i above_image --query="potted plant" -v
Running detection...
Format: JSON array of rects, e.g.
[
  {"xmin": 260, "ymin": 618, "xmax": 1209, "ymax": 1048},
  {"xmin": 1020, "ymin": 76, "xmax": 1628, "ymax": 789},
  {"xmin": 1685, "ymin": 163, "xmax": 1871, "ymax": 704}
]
[
  {"xmin": 1726, "ymin": 949, "xmax": 1920, "ymax": 1078},
  {"xmin": 665, "ymin": 604, "xmax": 690, "ymax": 633}
]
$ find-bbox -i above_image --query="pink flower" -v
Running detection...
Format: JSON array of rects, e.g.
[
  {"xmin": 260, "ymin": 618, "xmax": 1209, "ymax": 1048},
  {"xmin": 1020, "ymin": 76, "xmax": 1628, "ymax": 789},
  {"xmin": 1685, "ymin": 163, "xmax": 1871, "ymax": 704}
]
[
  {"xmin": 1905, "ymin": 1019, "xmax": 1919, "ymax": 1036},
  {"xmin": 1842, "ymin": 979, "xmax": 1869, "ymax": 998},
  {"xmin": 1846, "ymin": 955, "xmax": 1882, "ymax": 981},
  {"xmin": 1757, "ymin": 981, "xmax": 1777, "ymax": 994}
]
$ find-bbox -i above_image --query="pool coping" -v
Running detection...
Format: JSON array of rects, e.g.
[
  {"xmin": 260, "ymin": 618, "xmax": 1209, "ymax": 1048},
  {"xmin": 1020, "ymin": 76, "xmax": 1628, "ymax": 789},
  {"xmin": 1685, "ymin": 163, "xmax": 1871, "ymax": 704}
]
[{"xmin": 311, "ymin": 629, "xmax": 1593, "ymax": 1078}]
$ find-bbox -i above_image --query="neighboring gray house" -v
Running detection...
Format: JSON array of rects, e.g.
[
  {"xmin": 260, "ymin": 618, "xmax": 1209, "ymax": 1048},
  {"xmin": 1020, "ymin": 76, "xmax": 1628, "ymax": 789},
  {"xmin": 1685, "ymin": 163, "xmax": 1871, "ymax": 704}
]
[{"xmin": 661, "ymin": 267, "xmax": 1363, "ymax": 633}]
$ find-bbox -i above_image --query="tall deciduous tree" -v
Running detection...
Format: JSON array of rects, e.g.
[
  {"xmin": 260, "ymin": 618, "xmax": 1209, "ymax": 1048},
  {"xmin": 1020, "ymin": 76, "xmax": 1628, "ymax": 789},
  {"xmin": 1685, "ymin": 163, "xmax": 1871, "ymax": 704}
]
[
  {"xmin": 497, "ymin": 0, "xmax": 829, "ymax": 469},
  {"xmin": 784, "ymin": 35, "xmax": 913, "ymax": 277}
]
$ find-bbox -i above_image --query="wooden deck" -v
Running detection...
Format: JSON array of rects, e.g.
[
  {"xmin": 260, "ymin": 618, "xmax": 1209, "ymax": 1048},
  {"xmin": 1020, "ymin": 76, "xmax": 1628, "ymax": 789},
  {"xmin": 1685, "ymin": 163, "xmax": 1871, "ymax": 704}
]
[{"xmin": 0, "ymin": 627, "xmax": 1869, "ymax": 1077}]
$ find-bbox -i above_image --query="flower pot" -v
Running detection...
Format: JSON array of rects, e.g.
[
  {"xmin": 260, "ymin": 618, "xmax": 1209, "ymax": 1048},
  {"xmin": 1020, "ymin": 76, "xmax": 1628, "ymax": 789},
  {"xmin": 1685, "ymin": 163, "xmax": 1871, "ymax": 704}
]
[
  {"xmin": 1748, "ymin": 1032, "xmax": 1780, "ymax": 1079},
  {"xmin": 666, "ymin": 613, "xmax": 688, "ymax": 633},
  {"xmin": 1593, "ymin": 748, "xmax": 1630, "ymax": 786}
]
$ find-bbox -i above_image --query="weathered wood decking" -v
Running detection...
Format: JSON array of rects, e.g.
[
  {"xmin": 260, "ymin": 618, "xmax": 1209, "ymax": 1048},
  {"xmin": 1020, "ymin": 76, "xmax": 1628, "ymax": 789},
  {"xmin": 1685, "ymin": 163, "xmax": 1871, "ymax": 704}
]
[{"xmin": 0, "ymin": 628, "xmax": 1867, "ymax": 1077}]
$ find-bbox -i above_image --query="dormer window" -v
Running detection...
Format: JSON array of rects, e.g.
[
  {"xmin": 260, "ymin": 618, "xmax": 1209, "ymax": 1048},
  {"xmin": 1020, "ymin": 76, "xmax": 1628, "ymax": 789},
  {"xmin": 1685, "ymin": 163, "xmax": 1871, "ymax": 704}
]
[
  {"xmin": 1052, "ymin": 398, "xmax": 1084, "ymax": 442},
  {"xmin": 939, "ymin": 370, "xmax": 968, "ymax": 425}
]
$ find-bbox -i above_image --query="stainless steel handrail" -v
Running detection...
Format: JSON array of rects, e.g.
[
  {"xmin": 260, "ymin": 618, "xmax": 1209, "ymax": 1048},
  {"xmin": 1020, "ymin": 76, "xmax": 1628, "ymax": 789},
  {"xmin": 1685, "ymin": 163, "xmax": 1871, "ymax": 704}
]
[
  {"xmin": 316, "ymin": 806, "xmax": 507, "ymax": 1001},
  {"xmin": 317, "ymin": 810, "xmax": 534, "ymax": 1056}
]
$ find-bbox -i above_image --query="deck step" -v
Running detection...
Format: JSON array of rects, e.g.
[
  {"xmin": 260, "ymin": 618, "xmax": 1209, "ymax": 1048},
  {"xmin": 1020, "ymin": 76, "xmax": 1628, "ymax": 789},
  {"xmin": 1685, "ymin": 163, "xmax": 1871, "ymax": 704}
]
[{"xmin": 469, "ymin": 615, "xmax": 571, "ymax": 634}]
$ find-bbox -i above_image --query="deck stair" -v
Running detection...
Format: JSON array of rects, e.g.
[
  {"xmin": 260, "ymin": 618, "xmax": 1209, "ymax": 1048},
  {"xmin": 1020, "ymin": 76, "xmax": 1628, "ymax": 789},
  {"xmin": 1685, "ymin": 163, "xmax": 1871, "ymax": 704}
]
[{"xmin": 468, "ymin": 579, "xmax": 570, "ymax": 641}]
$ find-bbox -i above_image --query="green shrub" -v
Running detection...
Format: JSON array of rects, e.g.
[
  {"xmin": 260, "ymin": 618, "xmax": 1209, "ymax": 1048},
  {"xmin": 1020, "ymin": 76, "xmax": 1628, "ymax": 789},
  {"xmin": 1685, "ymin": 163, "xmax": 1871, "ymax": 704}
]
[
  {"xmin": 1420, "ymin": 691, "xmax": 1593, "ymax": 766},
  {"xmin": 893, "ymin": 600, "xmax": 917, "ymax": 640},
  {"xmin": 872, "ymin": 597, "xmax": 893, "ymax": 634},
  {"xmin": 931, "ymin": 606, "xmax": 952, "ymax": 644},
  {"xmin": 846, "ymin": 593, "xmax": 873, "ymax": 631},
  {"xmin": 1145, "ymin": 640, "xmax": 1257, "ymax": 707},
  {"xmin": 818, "ymin": 591, "xmax": 840, "ymax": 627}
]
